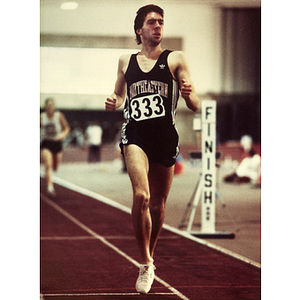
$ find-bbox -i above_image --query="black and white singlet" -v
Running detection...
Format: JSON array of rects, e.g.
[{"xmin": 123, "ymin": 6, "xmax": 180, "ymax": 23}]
[
  {"xmin": 120, "ymin": 50, "xmax": 179, "ymax": 167},
  {"xmin": 40, "ymin": 111, "xmax": 63, "ymax": 154}
]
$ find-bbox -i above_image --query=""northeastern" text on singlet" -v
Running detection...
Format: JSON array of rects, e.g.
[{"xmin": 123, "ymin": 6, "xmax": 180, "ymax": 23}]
[{"xmin": 129, "ymin": 80, "xmax": 168, "ymax": 99}]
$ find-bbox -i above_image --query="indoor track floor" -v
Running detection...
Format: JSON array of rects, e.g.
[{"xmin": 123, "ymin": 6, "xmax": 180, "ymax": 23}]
[{"xmin": 40, "ymin": 159, "xmax": 261, "ymax": 299}]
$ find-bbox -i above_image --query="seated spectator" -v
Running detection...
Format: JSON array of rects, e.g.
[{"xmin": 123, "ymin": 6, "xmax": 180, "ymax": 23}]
[{"xmin": 224, "ymin": 149, "xmax": 261, "ymax": 185}]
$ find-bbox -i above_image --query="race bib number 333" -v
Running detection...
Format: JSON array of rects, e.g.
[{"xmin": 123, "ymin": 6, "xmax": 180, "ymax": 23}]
[{"xmin": 130, "ymin": 94, "xmax": 165, "ymax": 121}]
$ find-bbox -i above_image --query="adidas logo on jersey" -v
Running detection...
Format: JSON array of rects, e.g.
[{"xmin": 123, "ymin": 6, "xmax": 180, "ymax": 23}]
[{"xmin": 159, "ymin": 64, "xmax": 165, "ymax": 69}]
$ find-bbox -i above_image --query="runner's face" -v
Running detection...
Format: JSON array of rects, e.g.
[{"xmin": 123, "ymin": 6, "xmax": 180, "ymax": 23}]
[
  {"xmin": 138, "ymin": 12, "xmax": 164, "ymax": 46},
  {"xmin": 45, "ymin": 100, "xmax": 55, "ymax": 114}
]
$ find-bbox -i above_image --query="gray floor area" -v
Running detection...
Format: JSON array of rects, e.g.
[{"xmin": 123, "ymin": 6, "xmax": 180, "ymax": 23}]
[{"xmin": 49, "ymin": 157, "xmax": 261, "ymax": 265}]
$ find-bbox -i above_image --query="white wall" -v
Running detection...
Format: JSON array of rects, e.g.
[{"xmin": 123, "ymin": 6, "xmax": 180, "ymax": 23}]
[{"xmin": 162, "ymin": 3, "xmax": 223, "ymax": 94}]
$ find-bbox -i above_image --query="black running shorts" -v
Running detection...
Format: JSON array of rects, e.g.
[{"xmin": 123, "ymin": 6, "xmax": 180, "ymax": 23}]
[
  {"xmin": 119, "ymin": 128, "xmax": 178, "ymax": 167},
  {"xmin": 41, "ymin": 140, "xmax": 63, "ymax": 154}
]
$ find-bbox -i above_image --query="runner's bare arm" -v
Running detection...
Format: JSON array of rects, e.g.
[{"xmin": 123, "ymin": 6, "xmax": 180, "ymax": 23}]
[
  {"xmin": 57, "ymin": 112, "xmax": 70, "ymax": 141},
  {"xmin": 169, "ymin": 51, "xmax": 200, "ymax": 112},
  {"xmin": 105, "ymin": 54, "xmax": 129, "ymax": 112}
]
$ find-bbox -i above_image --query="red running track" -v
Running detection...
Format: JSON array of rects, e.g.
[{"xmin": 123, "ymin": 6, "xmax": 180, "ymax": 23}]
[{"xmin": 40, "ymin": 179, "xmax": 261, "ymax": 300}]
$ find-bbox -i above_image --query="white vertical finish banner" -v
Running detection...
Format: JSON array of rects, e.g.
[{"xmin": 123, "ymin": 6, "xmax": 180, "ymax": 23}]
[{"xmin": 201, "ymin": 100, "xmax": 216, "ymax": 233}]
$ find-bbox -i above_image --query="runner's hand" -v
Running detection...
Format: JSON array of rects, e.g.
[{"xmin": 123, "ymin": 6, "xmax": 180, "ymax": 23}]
[
  {"xmin": 105, "ymin": 95, "xmax": 117, "ymax": 111},
  {"xmin": 180, "ymin": 79, "xmax": 192, "ymax": 99}
]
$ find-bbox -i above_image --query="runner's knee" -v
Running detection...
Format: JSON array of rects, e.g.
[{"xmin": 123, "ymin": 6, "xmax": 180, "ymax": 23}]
[
  {"xmin": 150, "ymin": 197, "xmax": 166, "ymax": 213},
  {"xmin": 133, "ymin": 191, "xmax": 150, "ymax": 211}
]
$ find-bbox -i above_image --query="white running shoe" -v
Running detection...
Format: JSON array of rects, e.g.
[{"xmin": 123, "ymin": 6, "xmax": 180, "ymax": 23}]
[
  {"xmin": 135, "ymin": 263, "xmax": 156, "ymax": 294},
  {"xmin": 47, "ymin": 185, "xmax": 56, "ymax": 197}
]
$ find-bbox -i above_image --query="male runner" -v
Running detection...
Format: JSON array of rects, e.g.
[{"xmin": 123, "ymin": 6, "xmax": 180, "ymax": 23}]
[
  {"xmin": 40, "ymin": 98, "xmax": 70, "ymax": 196},
  {"xmin": 105, "ymin": 4, "xmax": 200, "ymax": 294}
]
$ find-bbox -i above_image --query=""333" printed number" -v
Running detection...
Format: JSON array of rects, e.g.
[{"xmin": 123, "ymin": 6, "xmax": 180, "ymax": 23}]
[{"xmin": 130, "ymin": 94, "xmax": 165, "ymax": 121}]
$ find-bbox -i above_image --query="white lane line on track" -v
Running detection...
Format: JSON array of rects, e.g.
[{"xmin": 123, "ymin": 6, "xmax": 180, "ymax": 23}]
[
  {"xmin": 43, "ymin": 292, "xmax": 175, "ymax": 297},
  {"xmin": 41, "ymin": 235, "xmax": 180, "ymax": 241},
  {"xmin": 41, "ymin": 236, "xmax": 96, "ymax": 240},
  {"xmin": 41, "ymin": 194, "xmax": 190, "ymax": 300},
  {"xmin": 47, "ymin": 174, "xmax": 261, "ymax": 269}
]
